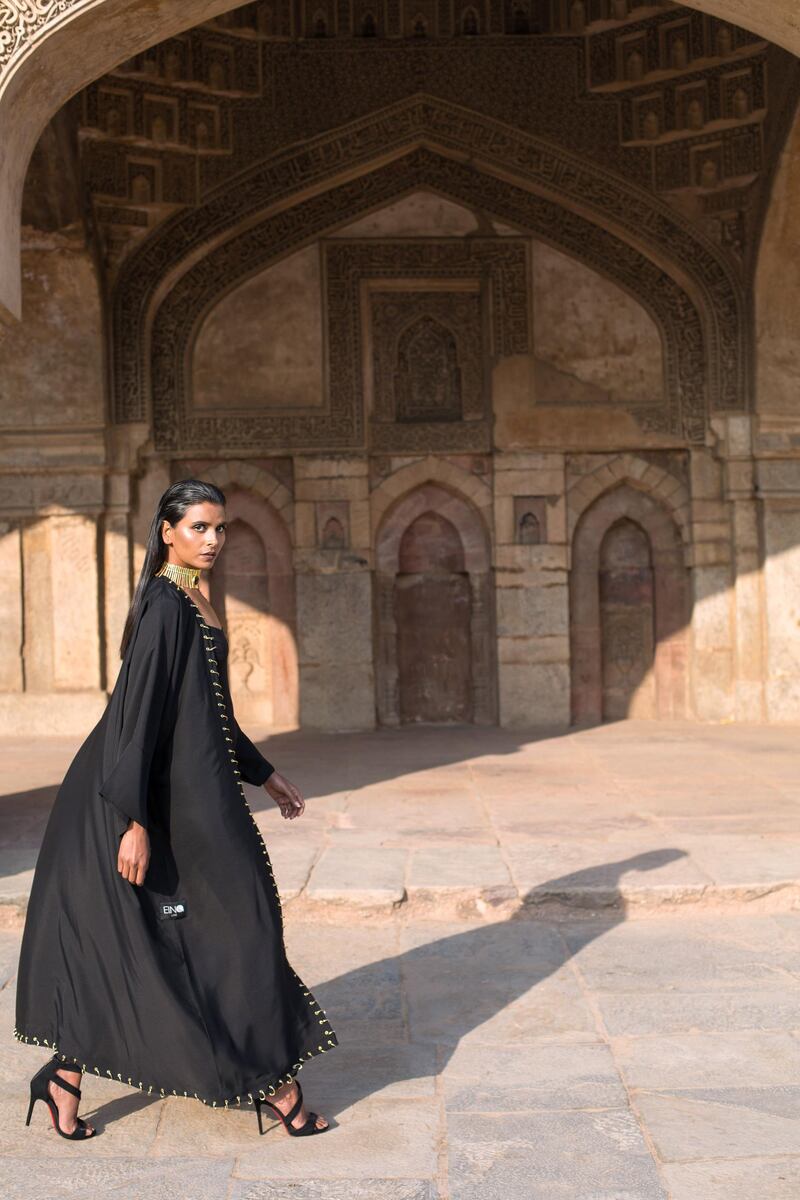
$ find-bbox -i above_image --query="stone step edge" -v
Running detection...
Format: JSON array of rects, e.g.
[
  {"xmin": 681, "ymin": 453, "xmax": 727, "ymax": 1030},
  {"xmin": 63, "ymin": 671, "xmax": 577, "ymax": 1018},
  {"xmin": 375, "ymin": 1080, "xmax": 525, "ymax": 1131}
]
[{"xmin": 3, "ymin": 879, "xmax": 798, "ymax": 928}]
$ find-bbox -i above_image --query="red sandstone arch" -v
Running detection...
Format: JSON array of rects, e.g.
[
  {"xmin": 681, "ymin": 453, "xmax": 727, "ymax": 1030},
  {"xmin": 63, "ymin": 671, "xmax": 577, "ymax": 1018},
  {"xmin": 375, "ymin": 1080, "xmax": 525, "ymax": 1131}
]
[
  {"xmin": 570, "ymin": 482, "xmax": 690, "ymax": 724},
  {"xmin": 375, "ymin": 481, "xmax": 496, "ymax": 725}
]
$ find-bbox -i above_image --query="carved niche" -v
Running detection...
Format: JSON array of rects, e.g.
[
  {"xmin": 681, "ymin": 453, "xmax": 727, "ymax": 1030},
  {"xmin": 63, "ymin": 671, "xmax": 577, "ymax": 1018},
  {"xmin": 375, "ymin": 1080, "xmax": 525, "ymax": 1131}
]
[
  {"xmin": 324, "ymin": 238, "xmax": 529, "ymax": 452},
  {"xmin": 370, "ymin": 290, "xmax": 484, "ymax": 438}
]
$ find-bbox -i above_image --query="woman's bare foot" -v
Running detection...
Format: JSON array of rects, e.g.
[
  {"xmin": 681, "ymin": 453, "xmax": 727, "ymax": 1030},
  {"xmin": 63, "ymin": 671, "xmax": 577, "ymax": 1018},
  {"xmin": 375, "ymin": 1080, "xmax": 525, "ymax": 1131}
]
[
  {"xmin": 47, "ymin": 1067, "xmax": 95, "ymax": 1136},
  {"xmin": 270, "ymin": 1079, "xmax": 328, "ymax": 1131}
]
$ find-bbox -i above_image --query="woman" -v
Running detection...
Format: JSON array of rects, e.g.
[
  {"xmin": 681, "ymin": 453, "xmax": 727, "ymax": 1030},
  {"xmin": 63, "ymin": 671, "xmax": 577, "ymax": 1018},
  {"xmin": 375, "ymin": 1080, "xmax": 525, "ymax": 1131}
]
[{"xmin": 16, "ymin": 479, "xmax": 336, "ymax": 1140}]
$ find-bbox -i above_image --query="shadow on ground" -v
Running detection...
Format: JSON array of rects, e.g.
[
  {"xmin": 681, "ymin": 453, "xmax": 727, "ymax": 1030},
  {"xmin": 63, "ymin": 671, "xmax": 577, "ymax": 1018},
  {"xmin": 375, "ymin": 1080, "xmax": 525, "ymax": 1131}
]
[{"xmin": 9, "ymin": 850, "xmax": 687, "ymax": 1134}]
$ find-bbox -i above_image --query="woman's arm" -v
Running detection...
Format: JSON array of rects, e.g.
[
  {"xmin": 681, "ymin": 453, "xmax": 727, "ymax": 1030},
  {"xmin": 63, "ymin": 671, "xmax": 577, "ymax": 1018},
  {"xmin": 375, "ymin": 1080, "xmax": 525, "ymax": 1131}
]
[
  {"xmin": 99, "ymin": 594, "xmax": 181, "ymax": 832},
  {"xmin": 98, "ymin": 592, "xmax": 184, "ymax": 885},
  {"xmin": 231, "ymin": 716, "xmax": 275, "ymax": 786}
]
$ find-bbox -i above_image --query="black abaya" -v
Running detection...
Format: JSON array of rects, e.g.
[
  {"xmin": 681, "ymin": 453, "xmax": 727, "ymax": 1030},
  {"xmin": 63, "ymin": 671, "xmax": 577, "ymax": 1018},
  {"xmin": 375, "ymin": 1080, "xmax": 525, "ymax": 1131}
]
[{"xmin": 14, "ymin": 573, "xmax": 338, "ymax": 1107}]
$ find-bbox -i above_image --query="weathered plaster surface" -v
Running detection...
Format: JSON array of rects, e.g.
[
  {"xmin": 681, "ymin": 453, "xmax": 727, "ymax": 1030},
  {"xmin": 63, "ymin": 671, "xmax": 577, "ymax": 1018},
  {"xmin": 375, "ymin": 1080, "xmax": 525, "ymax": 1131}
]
[
  {"xmin": 0, "ymin": 230, "xmax": 103, "ymax": 427},
  {"xmin": 193, "ymin": 245, "xmax": 324, "ymax": 412}
]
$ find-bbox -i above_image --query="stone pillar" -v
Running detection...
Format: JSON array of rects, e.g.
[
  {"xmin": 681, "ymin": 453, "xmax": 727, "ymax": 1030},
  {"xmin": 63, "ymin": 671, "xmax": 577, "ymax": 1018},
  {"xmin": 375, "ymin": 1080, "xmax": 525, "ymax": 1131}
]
[
  {"xmin": 103, "ymin": 473, "xmax": 134, "ymax": 687},
  {"xmin": 494, "ymin": 452, "xmax": 570, "ymax": 728},
  {"xmin": 0, "ymin": 520, "xmax": 23, "ymax": 691},
  {"xmin": 713, "ymin": 416, "xmax": 766, "ymax": 721},
  {"xmin": 50, "ymin": 511, "xmax": 102, "ymax": 691},
  {"xmin": 294, "ymin": 456, "xmax": 375, "ymax": 730},
  {"xmin": 21, "ymin": 516, "xmax": 54, "ymax": 693},
  {"xmin": 756, "ymin": 447, "xmax": 800, "ymax": 721},
  {"xmin": 131, "ymin": 455, "xmax": 170, "ymax": 580},
  {"xmin": 0, "ymin": 479, "xmax": 108, "ymax": 733},
  {"xmin": 688, "ymin": 446, "xmax": 735, "ymax": 720}
]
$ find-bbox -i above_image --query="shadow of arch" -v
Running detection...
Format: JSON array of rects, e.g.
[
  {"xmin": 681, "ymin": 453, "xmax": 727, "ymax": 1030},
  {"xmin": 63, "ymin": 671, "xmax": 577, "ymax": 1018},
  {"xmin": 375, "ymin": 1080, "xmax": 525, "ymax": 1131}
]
[
  {"xmin": 570, "ymin": 481, "xmax": 691, "ymax": 724},
  {"xmin": 374, "ymin": 477, "xmax": 496, "ymax": 725}
]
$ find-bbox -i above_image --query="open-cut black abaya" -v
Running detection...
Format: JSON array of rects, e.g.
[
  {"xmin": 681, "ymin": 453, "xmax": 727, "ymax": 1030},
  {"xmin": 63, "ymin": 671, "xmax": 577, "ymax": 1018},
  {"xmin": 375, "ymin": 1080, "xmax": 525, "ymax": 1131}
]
[{"xmin": 14, "ymin": 573, "xmax": 338, "ymax": 1107}]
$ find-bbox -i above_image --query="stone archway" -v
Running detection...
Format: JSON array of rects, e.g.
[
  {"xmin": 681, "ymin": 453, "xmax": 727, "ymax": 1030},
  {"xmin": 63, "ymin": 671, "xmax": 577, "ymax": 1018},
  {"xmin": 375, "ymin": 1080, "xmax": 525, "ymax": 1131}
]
[
  {"xmin": 570, "ymin": 482, "xmax": 690, "ymax": 724},
  {"xmin": 204, "ymin": 479, "xmax": 298, "ymax": 729},
  {"xmin": 375, "ymin": 481, "xmax": 495, "ymax": 725}
]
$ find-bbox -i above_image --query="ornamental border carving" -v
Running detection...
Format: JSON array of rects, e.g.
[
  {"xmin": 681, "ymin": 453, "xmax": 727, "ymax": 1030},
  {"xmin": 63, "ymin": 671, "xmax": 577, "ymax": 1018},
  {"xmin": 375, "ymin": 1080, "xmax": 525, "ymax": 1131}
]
[
  {"xmin": 112, "ymin": 94, "xmax": 744, "ymax": 433},
  {"xmin": 149, "ymin": 147, "xmax": 706, "ymax": 450},
  {"xmin": 328, "ymin": 238, "xmax": 528, "ymax": 454},
  {"xmin": 0, "ymin": 1, "xmax": 86, "ymax": 79}
]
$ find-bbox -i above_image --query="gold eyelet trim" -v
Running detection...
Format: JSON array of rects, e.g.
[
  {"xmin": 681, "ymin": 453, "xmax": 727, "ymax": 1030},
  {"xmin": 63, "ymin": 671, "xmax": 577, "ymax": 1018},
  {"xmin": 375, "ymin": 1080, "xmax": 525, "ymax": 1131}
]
[{"xmin": 12, "ymin": 1026, "xmax": 337, "ymax": 1106}]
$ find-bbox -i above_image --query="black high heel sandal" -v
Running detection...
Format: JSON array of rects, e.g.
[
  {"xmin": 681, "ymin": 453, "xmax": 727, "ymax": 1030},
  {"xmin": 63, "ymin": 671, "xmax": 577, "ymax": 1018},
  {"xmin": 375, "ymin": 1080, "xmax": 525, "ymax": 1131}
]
[
  {"xmin": 254, "ymin": 1079, "xmax": 329, "ymax": 1137},
  {"xmin": 25, "ymin": 1056, "xmax": 96, "ymax": 1140}
]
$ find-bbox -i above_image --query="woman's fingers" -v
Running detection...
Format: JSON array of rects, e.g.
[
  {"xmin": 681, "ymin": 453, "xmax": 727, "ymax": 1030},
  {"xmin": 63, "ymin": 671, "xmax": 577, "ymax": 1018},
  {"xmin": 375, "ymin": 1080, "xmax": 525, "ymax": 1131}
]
[{"xmin": 117, "ymin": 855, "xmax": 149, "ymax": 884}]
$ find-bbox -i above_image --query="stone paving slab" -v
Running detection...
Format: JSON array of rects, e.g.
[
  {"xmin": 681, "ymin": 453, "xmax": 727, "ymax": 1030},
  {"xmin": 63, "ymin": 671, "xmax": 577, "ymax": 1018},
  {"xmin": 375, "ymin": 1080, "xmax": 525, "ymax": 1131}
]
[
  {"xmin": 304, "ymin": 846, "xmax": 408, "ymax": 907},
  {"xmin": 440, "ymin": 1041, "xmax": 627, "ymax": 1111},
  {"xmin": 614, "ymin": 1029, "xmax": 800, "ymax": 1089},
  {"xmin": 228, "ymin": 1183, "xmax": 437, "ymax": 1200},
  {"xmin": 3, "ymin": 721, "xmax": 800, "ymax": 918},
  {"xmin": 663, "ymin": 1158, "xmax": 800, "ymax": 1200},
  {"xmin": 232, "ymin": 1098, "xmax": 441, "ymax": 1180},
  {"xmin": 634, "ymin": 1087, "xmax": 800, "ymax": 1161},
  {"xmin": 3, "ymin": 1157, "xmax": 237, "ymax": 1200},
  {"xmin": 446, "ymin": 1109, "xmax": 667, "ymax": 1200}
]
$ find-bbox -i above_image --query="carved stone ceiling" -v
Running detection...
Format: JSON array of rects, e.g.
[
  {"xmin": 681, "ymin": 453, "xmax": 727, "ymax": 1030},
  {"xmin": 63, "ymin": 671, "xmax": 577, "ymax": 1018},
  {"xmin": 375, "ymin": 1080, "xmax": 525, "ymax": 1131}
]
[{"xmin": 77, "ymin": 0, "xmax": 799, "ymax": 278}]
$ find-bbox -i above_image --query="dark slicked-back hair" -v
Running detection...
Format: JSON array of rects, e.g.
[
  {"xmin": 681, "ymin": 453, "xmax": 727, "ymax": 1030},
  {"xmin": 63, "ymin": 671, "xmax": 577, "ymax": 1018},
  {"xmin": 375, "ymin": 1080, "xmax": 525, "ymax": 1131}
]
[{"xmin": 119, "ymin": 478, "xmax": 226, "ymax": 659}]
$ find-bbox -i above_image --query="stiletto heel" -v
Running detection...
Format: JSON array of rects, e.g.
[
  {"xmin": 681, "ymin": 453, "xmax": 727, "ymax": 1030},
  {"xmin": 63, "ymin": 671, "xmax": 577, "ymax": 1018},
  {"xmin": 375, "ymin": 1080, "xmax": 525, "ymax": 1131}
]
[
  {"xmin": 255, "ymin": 1079, "xmax": 329, "ymax": 1137},
  {"xmin": 26, "ymin": 1056, "xmax": 96, "ymax": 1140}
]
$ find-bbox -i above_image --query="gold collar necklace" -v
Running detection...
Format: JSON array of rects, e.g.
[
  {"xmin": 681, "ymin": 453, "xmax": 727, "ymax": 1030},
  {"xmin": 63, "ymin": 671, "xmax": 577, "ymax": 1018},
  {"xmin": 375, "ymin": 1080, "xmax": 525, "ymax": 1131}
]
[{"xmin": 155, "ymin": 560, "xmax": 200, "ymax": 590}]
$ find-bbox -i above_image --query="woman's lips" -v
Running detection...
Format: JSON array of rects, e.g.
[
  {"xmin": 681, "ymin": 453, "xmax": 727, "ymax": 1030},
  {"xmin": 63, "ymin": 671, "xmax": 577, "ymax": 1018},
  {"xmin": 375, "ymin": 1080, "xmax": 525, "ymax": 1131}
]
[{"xmin": 200, "ymin": 553, "xmax": 216, "ymax": 560}]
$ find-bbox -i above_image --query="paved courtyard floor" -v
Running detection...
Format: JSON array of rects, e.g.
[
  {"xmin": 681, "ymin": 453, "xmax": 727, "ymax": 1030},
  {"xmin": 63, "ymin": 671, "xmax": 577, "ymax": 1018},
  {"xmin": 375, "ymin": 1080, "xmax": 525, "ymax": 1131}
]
[{"xmin": 1, "ymin": 721, "xmax": 799, "ymax": 1196}]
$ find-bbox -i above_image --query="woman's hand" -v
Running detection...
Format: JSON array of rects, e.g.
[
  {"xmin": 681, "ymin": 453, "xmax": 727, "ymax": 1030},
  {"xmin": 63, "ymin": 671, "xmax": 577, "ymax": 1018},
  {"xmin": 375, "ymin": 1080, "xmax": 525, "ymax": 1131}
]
[
  {"xmin": 118, "ymin": 820, "xmax": 150, "ymax": 885},
  {"xmin": 264, "ymin": 771, "xmax": 305, "ymax": 820}
]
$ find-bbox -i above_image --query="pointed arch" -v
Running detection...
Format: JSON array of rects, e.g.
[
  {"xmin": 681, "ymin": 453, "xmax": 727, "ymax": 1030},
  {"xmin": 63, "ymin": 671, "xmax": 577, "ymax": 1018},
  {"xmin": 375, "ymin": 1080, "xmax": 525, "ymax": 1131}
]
[
  {"xmin": 109, "ymin": 97, "xmax": 746, "ymax": 442},
  {"xmin": 570, "ymin": 481, "xmax": 690, "ymax": 724},
  {"xmin": 371, "ymin": 453, "xmax": 492, "ymax": 550},
  {"xmin": 567, "ymin": 452, "xmax": 691, "ymax": 550},
  {"xmin": 374, "ymin": 475, "xmax": 495, "ymax": 724}
]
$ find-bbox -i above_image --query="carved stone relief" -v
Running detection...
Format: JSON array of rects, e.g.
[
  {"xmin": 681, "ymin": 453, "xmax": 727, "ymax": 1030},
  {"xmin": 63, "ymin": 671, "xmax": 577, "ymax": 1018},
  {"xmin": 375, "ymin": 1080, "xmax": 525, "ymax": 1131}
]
[{"xmin": 326, "ymin": 239, "xmax": 526, "ymax": 452}]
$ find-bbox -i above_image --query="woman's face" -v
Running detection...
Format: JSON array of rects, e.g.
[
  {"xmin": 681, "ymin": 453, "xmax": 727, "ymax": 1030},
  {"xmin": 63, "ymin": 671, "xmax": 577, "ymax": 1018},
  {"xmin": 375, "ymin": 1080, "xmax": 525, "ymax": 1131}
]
[{"xmin": 162, "ymin": 501, "xmax": 227, "ymax": 570}]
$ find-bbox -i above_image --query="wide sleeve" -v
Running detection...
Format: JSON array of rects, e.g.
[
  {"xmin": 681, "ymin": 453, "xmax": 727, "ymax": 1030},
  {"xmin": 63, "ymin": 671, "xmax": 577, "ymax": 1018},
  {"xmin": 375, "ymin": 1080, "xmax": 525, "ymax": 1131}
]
[
  {"xmin": 231, "ymin": 716, "xmax": 275, "ymax": 786},
  {"xmin": 98, "ymin": 596, "xmax": 182, "ymax": 833}
]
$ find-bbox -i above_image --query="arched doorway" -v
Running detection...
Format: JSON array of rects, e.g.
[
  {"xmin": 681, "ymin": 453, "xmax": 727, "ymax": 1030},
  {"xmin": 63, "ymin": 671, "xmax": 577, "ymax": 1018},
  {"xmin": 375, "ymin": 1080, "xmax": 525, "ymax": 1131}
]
[
  {"xmin": 570, "ymin": 483, "xmax": 689, "ymax": 723},
  {"xmin": 394, "ymin": 510, "xmax": 472, "ymax": 723},
  {"xmin": 375, "ymin": 481, "xmax": 495, "ymax": 726},
  {"xmin": 599, "ymin": 518, "xmax": 656, "ymax": 720}
]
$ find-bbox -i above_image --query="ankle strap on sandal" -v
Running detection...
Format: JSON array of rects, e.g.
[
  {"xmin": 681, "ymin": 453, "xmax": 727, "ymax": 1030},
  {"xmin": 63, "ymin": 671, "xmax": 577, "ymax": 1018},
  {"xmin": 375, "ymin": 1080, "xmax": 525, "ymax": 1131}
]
[{"xmin": 50, "ymin": 1064, "xmax": 82, "ymax": 1099}]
